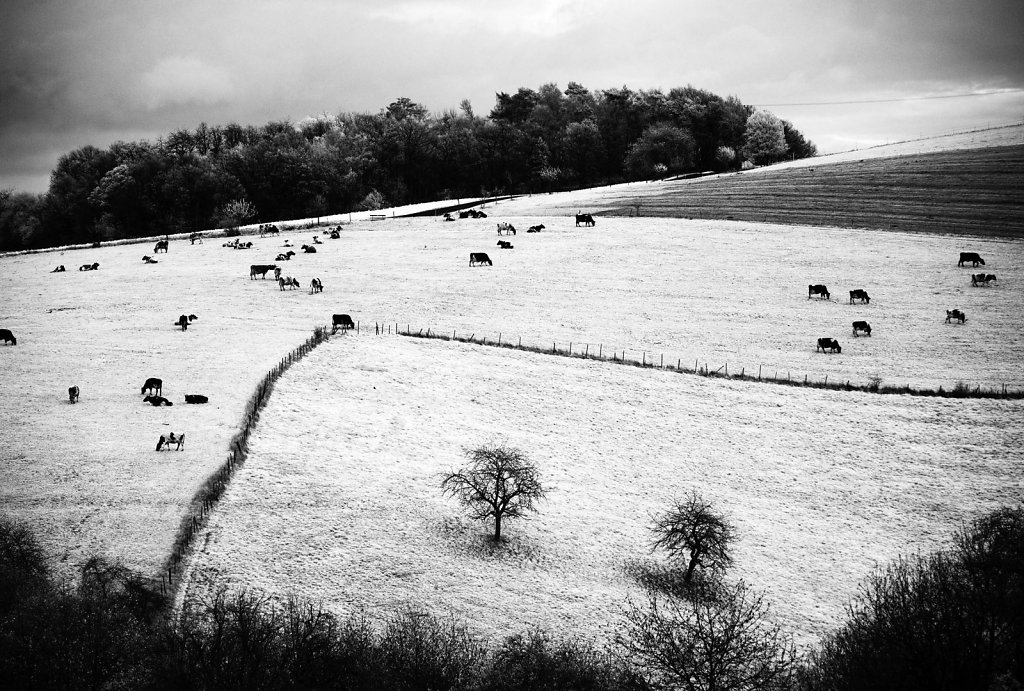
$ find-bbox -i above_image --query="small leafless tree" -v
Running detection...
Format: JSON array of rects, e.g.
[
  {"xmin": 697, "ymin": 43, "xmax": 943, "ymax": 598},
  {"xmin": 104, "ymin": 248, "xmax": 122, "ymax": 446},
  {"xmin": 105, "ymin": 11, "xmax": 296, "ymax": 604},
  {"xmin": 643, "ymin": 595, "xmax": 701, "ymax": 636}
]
[
  {"xmin": 440, "ymin": 444, "xmax": 546, "ymax": 541},
  {"xmin": 618, "ymin": 582, "xmax": 797, "ymax": 691},
  {"xmin": 651, "ymin": 492, "xmax": 736, "ymax": 585}
]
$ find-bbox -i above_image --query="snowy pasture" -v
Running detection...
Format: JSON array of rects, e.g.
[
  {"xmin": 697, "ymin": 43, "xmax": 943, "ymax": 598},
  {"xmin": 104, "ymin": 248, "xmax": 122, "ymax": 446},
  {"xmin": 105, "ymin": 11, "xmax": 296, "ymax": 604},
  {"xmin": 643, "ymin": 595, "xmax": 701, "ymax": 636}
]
[
  {"xmin": 0, "ymin": 210, "xmax": 1021, "ymax": 649},
  {"xmin": 180, "ymin": 332, "xmax": 1023, "ymax": 650}
]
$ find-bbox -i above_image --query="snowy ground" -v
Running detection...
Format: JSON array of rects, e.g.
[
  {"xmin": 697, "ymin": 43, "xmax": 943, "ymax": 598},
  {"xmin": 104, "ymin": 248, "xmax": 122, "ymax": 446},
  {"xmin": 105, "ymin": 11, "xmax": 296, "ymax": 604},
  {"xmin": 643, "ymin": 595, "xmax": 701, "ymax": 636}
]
[
  {"xmin": 1, "ymin": 131, "xmax": 1022, "ymax": 653},
  {"xmin": 180, "ymin": 332, "xmax": 1023, "ymax": 650}
]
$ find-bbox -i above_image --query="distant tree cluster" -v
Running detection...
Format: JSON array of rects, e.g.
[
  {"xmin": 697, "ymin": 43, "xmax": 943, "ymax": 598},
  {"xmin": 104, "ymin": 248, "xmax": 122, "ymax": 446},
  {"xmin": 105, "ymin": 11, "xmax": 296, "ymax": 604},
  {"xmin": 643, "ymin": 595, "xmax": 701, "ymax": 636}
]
[{"xmin": 0, "ymin": 84, "xmax": 815, "ymax": 251}]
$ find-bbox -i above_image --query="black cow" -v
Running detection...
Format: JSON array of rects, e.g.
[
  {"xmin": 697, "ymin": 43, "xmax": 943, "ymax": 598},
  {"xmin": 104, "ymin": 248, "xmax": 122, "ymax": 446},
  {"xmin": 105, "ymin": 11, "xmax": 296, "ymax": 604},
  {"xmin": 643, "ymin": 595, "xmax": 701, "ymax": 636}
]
[
  {"xmin": 0, "ymin": 329, "xmax": 15, "ymax": 345},
  {"xmin": 332, "ymin": 314, "xmax": 355, "ymax": 333},
  {"xmin": 154, "ymin": 239, "xmax": 169, "ymax": 253},
  {"xmin": 971, "ymin": 273, "xmax": 997, "ymax": 286},
  {"xmin": 143, "ymin": 395, "xmax": 173, "ymax": 406},
  {"xmin": 945, "ymin": 309, "xmax": 967, "ymax": 324},
  {"xmin": 51, "ymin": 265, "xmax": 65, "ymax": 272},
  {"xmin": 849, "ymin": 289, "xmax": 870, "ymax": 304},
  {"xmin": 808, "ymin": 284, "xmax": 830, "ymax": 300},
  {"xmin": 816, "ymin": 338, "xmax": 841, "ymax": 353},
  {"xmin": 470, "ymin": 252, "xmax": 492, "ymax": 266},
  {"xmin": 140, "ymin": 377, "xmax": 162, "ymax": 396},
  {"xmin": 575, "ymin": 213, "xmax": 595, "ymax": 227},
  {"xmin": 68, "ymin": 385, "xmax": 79, "ymax": 403},
  {"xmin": 250, "ymin": 264, "xmax": 277, "ymax": 279},
  {"xmin": 958, "ymin": 252, "xmax": 985, "ymax": 267},
  {"xmin": 142, "ymin": 255, "xmax": 158, "ymax": 264},
  {"xmin": 852, "ymin": 321, "xmax": 872, "ymax": 337},
  {"xmin": 497, "ymin": 241, "xmax": 513, "ymax": 249},
  {"xmin": 79, "ymin": 263, "xmax": 99, "ymax": 271},
  {"xmin": 527, "ymin": 224, "xmax": 545, "ymax": 233},
  {"xmin": 301, "ymin": 244, "xmax": 317, "ymax": 253},
  {"xmin": 185, "ymin": 394, "xmax": 208, "ymax": 404}
]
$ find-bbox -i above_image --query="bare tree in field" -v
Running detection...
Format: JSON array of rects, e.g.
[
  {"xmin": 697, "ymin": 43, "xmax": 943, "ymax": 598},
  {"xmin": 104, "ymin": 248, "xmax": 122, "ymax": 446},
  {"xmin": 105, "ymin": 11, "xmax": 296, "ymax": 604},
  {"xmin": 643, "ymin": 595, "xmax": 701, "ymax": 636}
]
[
  {"xmin": 440, "ymin": 444, "xmax": 546, "ymax": 541},
  {"xmin": 651, "ymin": 492, "xmax": 736, "ymax": 585}
]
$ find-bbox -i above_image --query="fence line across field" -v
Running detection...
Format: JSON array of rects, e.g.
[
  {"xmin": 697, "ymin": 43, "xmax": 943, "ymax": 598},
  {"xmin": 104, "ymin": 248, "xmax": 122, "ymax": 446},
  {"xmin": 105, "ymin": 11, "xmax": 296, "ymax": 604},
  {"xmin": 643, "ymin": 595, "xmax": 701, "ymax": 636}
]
[{"xmin": 366, "ymin": 321, "xmax": 1019, "ymax": 400}]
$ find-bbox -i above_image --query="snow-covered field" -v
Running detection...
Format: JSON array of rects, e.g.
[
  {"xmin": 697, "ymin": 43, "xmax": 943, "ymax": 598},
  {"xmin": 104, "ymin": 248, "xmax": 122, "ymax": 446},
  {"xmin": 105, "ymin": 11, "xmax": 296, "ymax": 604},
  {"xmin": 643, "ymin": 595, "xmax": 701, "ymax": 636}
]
[
  {"xmin": 0, "ymin": 137, "xmax": 1021, "ymax": 651},
  {"xmin": 180, "ymin": 332, "xmax": 1023, "ymax": 650}
]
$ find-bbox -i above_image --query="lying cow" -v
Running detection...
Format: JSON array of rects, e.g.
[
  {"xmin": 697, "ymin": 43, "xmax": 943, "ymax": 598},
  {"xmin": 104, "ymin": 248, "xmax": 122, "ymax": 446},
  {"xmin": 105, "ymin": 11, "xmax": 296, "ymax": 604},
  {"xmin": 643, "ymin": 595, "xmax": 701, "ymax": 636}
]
[
  {"xmin": 185, "ymin": 394, "xmax": 208, "ymax": 404},
  {"xmin": 852, "ymin": 321, "xmax": 872, "ymax": 337},
  {"xmin": 332, "ymin": 314, "xmax": 355, "ymax": 333},
  {"xmin": 276, "ymin": 251, "xmax": 295, "ymax": 261},
  {"xmin": 143, "ymin": 395, "xmax": 173, "ymax": 406},
  {"xmin": 301, "ymin": 244, "xmax": 317, "ymax": 253},
  {"xmin": 0, "ymin": 328, "xmax": 15, "ymax": 345},
  {"xmin": 497, "ymin": 240, "xmax": 514, "ymax": 249},
  {"xmin": 51, "ymin": 265, "xmax": 65, "ymax": 272},
  {"xmin": 79, "ymin": 263, "xmax": 99, "ymax": 271},
  {"xmin": 526, "ymin": 225, "xmax": 545, "ymax": 233},
  {"xmin": 816, "ymin": 338, "xmax": 841, "ymax": 354},
  {"xmin": 470, "ymin": 252, "xmax": 492, "ymax": 266},
  {"xmin": 849, "ymin": 289, "xmax": 870, "ymax": 304}
]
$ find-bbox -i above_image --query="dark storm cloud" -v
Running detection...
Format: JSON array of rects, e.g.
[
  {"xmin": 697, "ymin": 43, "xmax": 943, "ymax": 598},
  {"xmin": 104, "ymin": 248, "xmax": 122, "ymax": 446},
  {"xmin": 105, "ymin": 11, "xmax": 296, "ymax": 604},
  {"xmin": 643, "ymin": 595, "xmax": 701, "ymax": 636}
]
[{"xmin": 1, "ymin": 0, "xmax": 1022, "ymax": 193}]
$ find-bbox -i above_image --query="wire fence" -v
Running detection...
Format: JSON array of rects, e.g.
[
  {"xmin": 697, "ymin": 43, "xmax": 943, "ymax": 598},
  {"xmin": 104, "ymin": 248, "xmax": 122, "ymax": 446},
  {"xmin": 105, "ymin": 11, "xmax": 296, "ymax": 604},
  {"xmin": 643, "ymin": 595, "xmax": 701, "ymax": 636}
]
[
  {"xmin": 158, "ymin": 325, "xmax": 331, "ymax": 597},
  {"xmin": 369, "ymin": 321, "xmax": 1021, "ymax": 400}
]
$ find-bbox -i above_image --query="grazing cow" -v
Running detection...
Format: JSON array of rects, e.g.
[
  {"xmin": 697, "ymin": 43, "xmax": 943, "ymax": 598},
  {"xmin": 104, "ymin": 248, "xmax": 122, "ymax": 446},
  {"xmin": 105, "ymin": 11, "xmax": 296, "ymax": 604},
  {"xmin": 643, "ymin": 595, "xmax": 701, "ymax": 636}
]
[
  {"xmin": 527, "ymin": 224, "xmax": 545, "ymax": 233},
  {"xmin": 154, "ymin": 239, "xmax": 169, "ymax": 253},
  {"xmin": 497, "ymin": 222, "xmax": 516, "ymax": 236},
  {"xmin": 497, "ymin": 241, "xmax": 514, "ymax": 249},
  {"xmin": 79, "ymin": 263, "xmax": 99, "ymax": 271},
  {"xmin": 971, "ymin": 273, "xmax": 997, "ymax": 286},
  {"xmin": 310, "ymin": 278, "xmax": 323, "ymax": 294},
  {"xmin": 945, "ymin": 309, "xmax": 967, "ymax": 324},
  {"xmin": 958, "ymin": 252, "xmax": 985, "ymax": 267},
  {"xmin": 68, "ymin": 385, "xmax": 80, "ymax": 403},
  {"xmin": 140, "ymin": 377, "xmax": 162, "ymax": 396},
  {"xmin": 852, "ymin": 321, "xmax": 872, "ymax": 337},
  {"xmin": 250, "ymin": 264, "xmax": 277, "ymax": 279},
  {"xmin": 51, "ymin": 265, "xmax": 65, "ymax": 272},
  {"xmin": 808, "ymin": 284, "xmax": 830, "ymax": 300},
  {"xmin": 816, "ymin": 338, "xmax": 841, "ymax": 353},
  {"xmin": 157, "ymin": 432, "xmax": 185, "ymax": 450},
  {"xmin": 143, "ymin": 395, "xmax": 173, "ymax": 406},
  {"xmin": 469, "ymin": 252, "xmax": 492, "ymax": 266},
  {"xmin": 849, "ymin": 289, "xmax": 870, "ymax": 304},
  {"xmin": 301, "ymin": 244, "xmax": 317, "ymax": 253},
  {"xmin": 332, "ymin": 314, "xmax": 355, "ymax": 333},
  {"xmin": 279, "ymin": 276, "xmax": 299, "ymax": 290},
  {"xmin": 1, "ymin": 329, "xmax": 16, "ymax": 345},
  {"xmin": 575, "ymin": 213, "xmax": 595, "ymax": 227},
  {"xmin": 189, "ymin": 232, "xmax": 203, "ymax": 244},
  {"xmin": 185, "ymin": 394, "xmax": 208, "ymax": 404}
]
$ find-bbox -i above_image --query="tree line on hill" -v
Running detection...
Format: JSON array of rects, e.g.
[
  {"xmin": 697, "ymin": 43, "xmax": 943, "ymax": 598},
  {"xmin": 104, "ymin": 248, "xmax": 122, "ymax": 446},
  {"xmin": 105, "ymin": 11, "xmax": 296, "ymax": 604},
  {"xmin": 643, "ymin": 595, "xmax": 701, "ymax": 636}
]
[{"xmin": 0, "ymin": 83, "xmax": 816, "ymax": 252}]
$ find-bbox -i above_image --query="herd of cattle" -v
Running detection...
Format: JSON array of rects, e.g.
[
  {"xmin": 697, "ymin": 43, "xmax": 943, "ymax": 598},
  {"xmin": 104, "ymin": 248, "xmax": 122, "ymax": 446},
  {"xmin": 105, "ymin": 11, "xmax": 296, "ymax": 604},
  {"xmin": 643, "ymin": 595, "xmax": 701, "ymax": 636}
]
[{"xmin": 809, "ymin": 251, "xmax": 998, "ymax": 356}]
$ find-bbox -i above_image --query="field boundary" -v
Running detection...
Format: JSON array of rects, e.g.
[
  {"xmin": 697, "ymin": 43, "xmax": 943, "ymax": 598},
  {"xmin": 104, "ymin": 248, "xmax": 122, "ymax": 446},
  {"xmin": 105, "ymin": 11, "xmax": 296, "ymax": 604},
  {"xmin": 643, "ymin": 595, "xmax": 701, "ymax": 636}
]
[
  {"xmin": 376, "ymin": 322, "xmax": 1022, "ymax": 399},
  {"xmin": 160, "ymin": 325, "xmax": 331, "ymax": 597}
]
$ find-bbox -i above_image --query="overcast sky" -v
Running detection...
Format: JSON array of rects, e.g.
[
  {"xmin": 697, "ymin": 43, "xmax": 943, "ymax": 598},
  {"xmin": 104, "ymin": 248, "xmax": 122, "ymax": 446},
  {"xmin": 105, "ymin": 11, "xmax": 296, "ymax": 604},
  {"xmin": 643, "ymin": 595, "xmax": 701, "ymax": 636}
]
[{"xmin": 1, "ymin": 0, "xmax": 1022, "ymax": 194}]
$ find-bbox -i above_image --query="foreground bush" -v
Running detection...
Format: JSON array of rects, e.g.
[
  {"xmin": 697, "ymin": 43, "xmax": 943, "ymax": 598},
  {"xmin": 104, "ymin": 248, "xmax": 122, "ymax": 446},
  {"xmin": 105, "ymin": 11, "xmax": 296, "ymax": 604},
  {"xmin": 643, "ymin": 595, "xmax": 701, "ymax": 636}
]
[{"xmin": 801, "ymin": 506, "xmax": 1024, "ymax": 690}]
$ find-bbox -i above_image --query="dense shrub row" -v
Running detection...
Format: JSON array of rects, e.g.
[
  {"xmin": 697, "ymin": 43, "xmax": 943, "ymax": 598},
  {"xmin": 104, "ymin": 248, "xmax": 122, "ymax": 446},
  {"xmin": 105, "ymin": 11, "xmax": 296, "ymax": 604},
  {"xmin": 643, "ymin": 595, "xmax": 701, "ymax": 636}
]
[{"xmin": 2, "ymin": 505, "xmax": 1020, "ymax": 690}]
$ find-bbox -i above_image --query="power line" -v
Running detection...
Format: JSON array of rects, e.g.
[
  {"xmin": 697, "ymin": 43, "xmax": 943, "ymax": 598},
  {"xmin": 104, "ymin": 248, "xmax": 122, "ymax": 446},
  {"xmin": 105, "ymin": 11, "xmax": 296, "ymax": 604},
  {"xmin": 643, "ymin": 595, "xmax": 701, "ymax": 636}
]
[{"xmin": 753, "ymin": 88, "xmax": 1024, "ymax": 107}]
